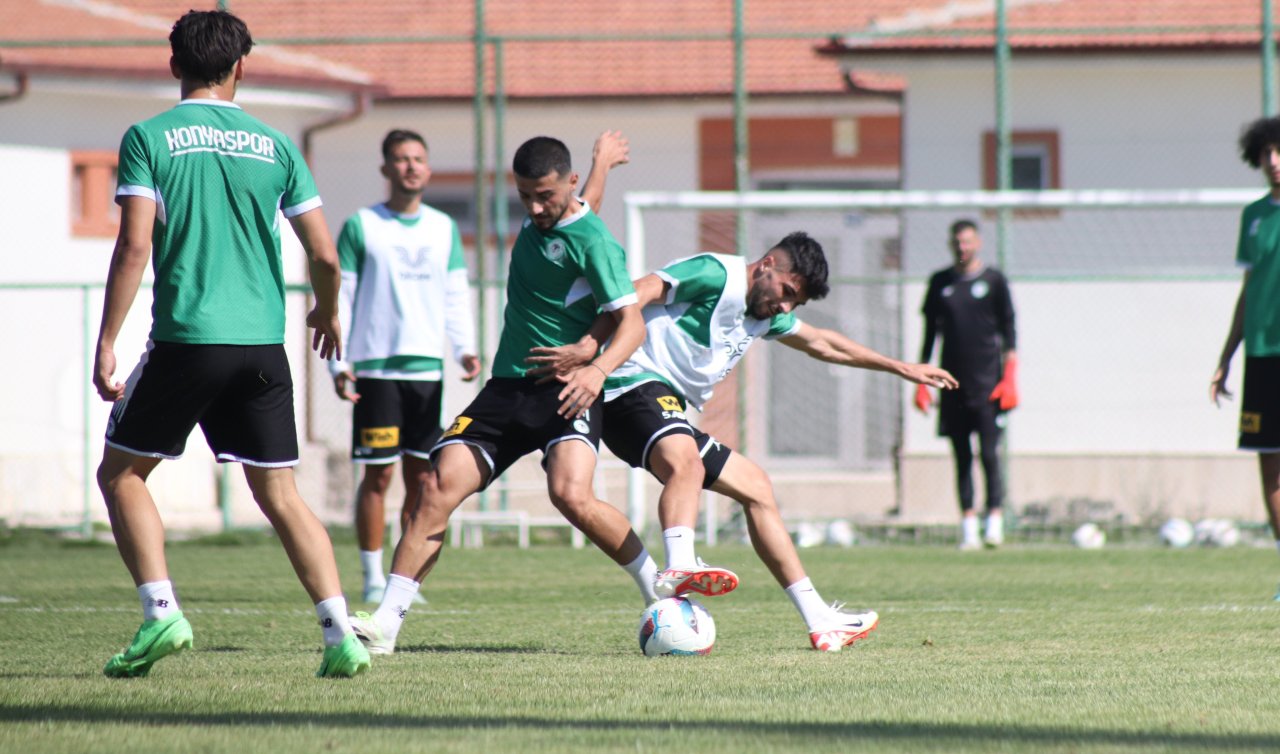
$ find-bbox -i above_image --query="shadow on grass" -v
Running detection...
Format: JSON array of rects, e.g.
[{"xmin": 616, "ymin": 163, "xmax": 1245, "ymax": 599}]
[
  {"xmin": 395, "ymin": 644, "xmax": 571, "ymax": 655},
  {"xmin": 0, "ymin": 703, "xmax": 1276, "ymax": 750}
]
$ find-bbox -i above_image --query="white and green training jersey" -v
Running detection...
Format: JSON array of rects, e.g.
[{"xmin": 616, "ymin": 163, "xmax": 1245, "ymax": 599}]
[
  {"xmin": 605, "ymin": 253, "xmax": 799, "ymax": 409},
  {"xmin": 328, "ymin": 203, "xmax": 476, "ymax": 381},
  {"xmin": 1236, "ymin": 195, "xmax": 1280, "ymax": 357},
  {"xmin": 115, "ymin": 99, "xmax": 320, "ymax": 345},
  {"xmin": 491, "ymin": 201, "xmax": 636, "ymax": 378}
]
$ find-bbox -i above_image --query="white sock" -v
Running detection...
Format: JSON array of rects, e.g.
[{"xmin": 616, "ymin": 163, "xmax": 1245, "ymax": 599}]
[
  {"xmin": 138, "ymin": 580, "xmax": 179, "ymax": 622},
  {"xmin": 785, "ymin": 577, "xmax": 830, "ymax": 631},
  {"xmin": 623, "ymin": 549, "xmax": 660, "ymax": 604},
  {"xmin": 986, "ymin": 511, "xmax": 1004, "ymax": 540},
  {"xmin": 315, "ymin": 596, "xmax": 352, "ymax": 647},
  {"xmin": 961, "ymin": 515, "xmax": 980, "ymax": 543},
  {"xmin": 360, "ymin": 549, "xmax": 386, "ymax": 588},
  {"xmin": 373, "ymin": 573, "xmax": 420, "ymax": 642},
  {"xmin": 662, "ymin": 526, "xmax": 697, "ymax": 570}
]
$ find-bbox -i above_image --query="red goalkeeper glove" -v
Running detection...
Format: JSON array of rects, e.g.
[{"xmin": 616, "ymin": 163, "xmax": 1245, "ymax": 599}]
[
  {"xmin": 989, "ymin": 354, "xmax": 1019, "ymax": 410},
  {"xmin": 913, "ymin": 383, "xmax": 933, "ymax": 413}
]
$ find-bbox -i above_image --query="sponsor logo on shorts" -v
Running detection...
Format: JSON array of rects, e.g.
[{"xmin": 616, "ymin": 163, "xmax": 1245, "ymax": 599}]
[
  {"xmin": 1242, "ymin": 412, "xmax": 1262, "ymax": 434},
  {"xmin": 657, "ymin": 396, "xmax": 683, "ymax": 412},
  {"xmin": 442, "ymin": 416, "xmax": 472, "ymax": 438},
  {"xmin": 361, "ymin": 426, "xmax": 400, "ymax": 449},
  {"xmin": 573, "ymin": 418, "xmax": 590, "ymax": 434}
]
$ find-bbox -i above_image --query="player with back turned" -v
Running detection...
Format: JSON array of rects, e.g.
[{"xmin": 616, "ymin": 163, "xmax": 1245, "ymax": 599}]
[{"xmin": 92, "ymin": 9, "xmax": 369, "ymax": 679}]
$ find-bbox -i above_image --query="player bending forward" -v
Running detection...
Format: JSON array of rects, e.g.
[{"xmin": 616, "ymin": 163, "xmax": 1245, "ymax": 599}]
[{"xmin": 530, "ymin": 232, "xmax": 957, "ymax": 651}]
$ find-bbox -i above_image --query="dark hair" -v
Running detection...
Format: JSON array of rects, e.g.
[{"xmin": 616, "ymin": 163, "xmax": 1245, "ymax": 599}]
[
  {"xmin": 512, "ymin": 136, "xmax": 572, "ymax": 179},
  {"xmin": 949, "ymin": 218, "xmax": 979, "ymax": 239},
  {"xmin": 381, "ymin": 129, "xmax": 428, "ymax": 161},
  {"xmin": 1239, "ymin": 117, "xmax": 1280, "ymax": 168},
  {"xmin": 169, "ymin": 10, "xmax": 253, "ymax": 86},
  {"xmin": 771, "ymin": 231, "xmax": 829, "ymax": 300}
]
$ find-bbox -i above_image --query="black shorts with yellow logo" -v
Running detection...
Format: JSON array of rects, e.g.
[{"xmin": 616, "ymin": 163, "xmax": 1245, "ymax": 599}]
[
  {"xmin": 431, "ymin": 376, "xmax": 602, "ymax": 489},
  {"xmin": 1240, "ymin": 356, "xmax": 1280, "ymax": 452},
  {"xmin": 602, "ymin": 381, "xmax": 732, "ymax": 488},
  {"xmin": 351, "ymin": 377, "xmax": 444, "ymax": 463},
  {"xmin": 105, "ymin": 341, "xmax": 298, "ymax": 466}
]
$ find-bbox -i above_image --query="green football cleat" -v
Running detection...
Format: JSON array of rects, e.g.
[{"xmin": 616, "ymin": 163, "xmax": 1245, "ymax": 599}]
[
  {"xmin": 103, "ymin": 612, "xmax": 194, "ymax": 678},
  {"xmin": 316, "ymin": 632, "xmax": 371, "ymax": 679}
]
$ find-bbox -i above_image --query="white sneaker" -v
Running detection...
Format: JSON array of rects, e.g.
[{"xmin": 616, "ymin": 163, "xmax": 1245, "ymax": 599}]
[
  {"xmin": 958, "ymin": 538, "xmax": 982, "ymax": 551},
  {"xmin": 653, "ymin": 559, "xmax": 739, "ymax": 599},
  {"xmin": 984, "ymin": 514, "xmax": 1004, "ymax": 548},
  {"xmin": 412, "ymin": 591, "xmax": 428, "ymax": 606},
  {"xmin": 362, "ymin": 584, "xmax": 386, "ymax": 604},
  {"xmin": 809, "ymin": 604, "xmax": 879, "ymax": 652},
  {"xmin": 349, "ymin": 611, "xmax": 396, "ymax": 655}
]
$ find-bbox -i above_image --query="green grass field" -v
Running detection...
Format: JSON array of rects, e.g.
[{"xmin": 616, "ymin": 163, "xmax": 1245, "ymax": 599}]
[{"xmin": 3, "ymin": 528, "xmax": 1280, "ymax": 753}]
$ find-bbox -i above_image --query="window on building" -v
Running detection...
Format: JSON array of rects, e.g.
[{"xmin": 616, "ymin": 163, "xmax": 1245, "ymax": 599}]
[
  {"xmin": 982, "ymin": 130, "xmax": 1060, "ymax": 190},
  {"xmin": 71, "ymin": 150, "xmax": 119, "ymax": 237}
]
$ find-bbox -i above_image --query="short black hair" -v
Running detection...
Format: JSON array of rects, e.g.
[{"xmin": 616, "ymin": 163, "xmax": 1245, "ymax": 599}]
[
  {"xmin": 381, "ymin": 129, "xmax": 428, "ymax": 162},
  {"xmin": 772, "ymin": 231, "xmax": 829, "ymax": 300},
  {"xmin": 169, "ymin": 10, "xmax": 253, "ymax": 86},
  {"xmin": 512, "ymin": 136, "xmax": 572, "ymax": 179},
  {"xmin": 949, "ymin": 218, "xmax": 979, "ymax": 239},
  {"xmin": 1239, "ymin": 117, "xmax": 1280, "ymax": 168}
]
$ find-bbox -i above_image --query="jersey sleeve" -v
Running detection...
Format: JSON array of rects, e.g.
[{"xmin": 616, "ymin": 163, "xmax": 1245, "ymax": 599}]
[
  {"xmin": 277, "ymin": 134, "xmax": 322, "ymax": 218},
  {"xmin": 656, "ymin": 254, "xmax": 728, "ymax": 306},
  {"xmin": 444, "ymin": 220, "xmax": 477, "ymax": 361},
  {"xmin": 115, "ymin": 125, "xmax": 156, "ymax": 202},
  {"xmin": 336, "ymin": 215, "xmax": 364, "ymax": 274},
  {"xmin": 571, "ymin": 236, "xmax": 636, "ymax": 313},
  {"xmin": 1237, "ymin": 205, "xmax": 1256, "ymax": 268},
  {"xmin": 764, "ymin": 312, "xmax": 801, "ymax": 339},
  {"xmin": 992, "ymin": 271, "xmax": 1017, "ymax": 351}
]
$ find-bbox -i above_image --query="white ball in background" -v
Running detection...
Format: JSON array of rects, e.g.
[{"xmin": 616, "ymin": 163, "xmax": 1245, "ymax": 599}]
[
  {"xmin": 825, "ymin": 520, "xmax": 856, "ymax": 548},
  {"xmin": 1159, "ymin": 518, "xmax": 1194, "ymax": 548},
  {"xmin": 1072, "ymin": 522, "xmax": 1106, "ymax": 550},
  {"xmin": 794, "ymin": 521, "xmax": 825, "ymax": 549},
  {"xmin": 1197, "ymin": 518, "xmax": 1240, "ymax": 548}
]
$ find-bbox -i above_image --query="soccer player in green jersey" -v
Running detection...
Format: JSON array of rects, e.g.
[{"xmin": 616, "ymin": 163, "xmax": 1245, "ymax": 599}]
[
  {"xmin": 92, "ymin": 10, "xmax": 369, "ymax": 678},
  {"xmin": 1212, "ymin": 116, "xmax": 1280, "ymax": 599},
  {"xmin": 527, "ymin": 234, "xmax": 956, "ymax": 651},
  {"xmin": 349, "ymin": 135, "xmax": 655, "ymax": 653}
]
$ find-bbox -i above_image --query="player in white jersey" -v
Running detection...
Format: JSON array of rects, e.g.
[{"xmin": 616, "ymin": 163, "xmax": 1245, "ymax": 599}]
[
  {"xmin": 92, "ymin": 10, "xmax": 368, "ymax": 679},
  {"xmin": 530, "ymin": 234, "xmax": 956, "ymax": 651},
  {"xmin": 328, "ymin": 129, "xmax": 481, "ymax": 604}
]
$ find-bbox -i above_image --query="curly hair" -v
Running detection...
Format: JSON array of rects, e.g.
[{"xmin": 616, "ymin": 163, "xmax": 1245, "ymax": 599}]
[{"xmin": 1239, "ymin": 117, "xmax": 1280, "ymax": 169}]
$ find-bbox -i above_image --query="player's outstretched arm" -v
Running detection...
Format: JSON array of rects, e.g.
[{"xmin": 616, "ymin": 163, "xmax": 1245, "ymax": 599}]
[
  {"xmin": 290, "ymin": 208, "xmax": 343, "ymax": 361},
  {"xmin": 1211, "ymin": 273, "xmax": 1248, "ymax": 406},
  {"xmin": 526, "ymin": 272, "xmax": 667, "ymax": 379},
  {"xmin": 779, "ymin": 322, "xmax": 957, "ymax": 390},
  {"xmin": 94, "ymin": 196, "xmax": 155, "ymax": 402},
  {"xmin": 578, "ymin": 130, "xmax": 630, "ymax": 211}
]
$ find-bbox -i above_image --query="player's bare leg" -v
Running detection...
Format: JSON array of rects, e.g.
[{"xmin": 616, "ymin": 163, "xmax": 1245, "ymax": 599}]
[
  {"xmin": 98, "ymin": 447, "xmax": 195, "ymax": 677},
  {"xmin": 545, "ymin": 439, "xmax": 645, "ymax": 565},
  {"xmin": 710, "ymin": 450, "xmax": 877, "ymax": 651},
  {"xmin": 97, "ymin": 447, "xmax": 167, "ymax": 585},
  {"xmin": 355, "ymin": 461, "xmax": 395, "ymax": 602},
  {"xmin": 647, "ymin": 434, "xmax": 738, "ymax": 598},
  {"xmin": 1259, "ymin": 452, "xmax": 1280, "ymax": 601},
  {"xmin": 350, "ymin": 443, "xmax": 484, "ymax": 654}
]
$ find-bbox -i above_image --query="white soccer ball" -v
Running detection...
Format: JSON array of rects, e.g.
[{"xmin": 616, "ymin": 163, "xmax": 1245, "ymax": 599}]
[
  {"xmin": 638, "ymin": 596, "xmax": 716, "ymax": 657},
  {"xmin": 1159, "ymin": 518, "xmax": 1194, "ymax": 548},
  {"xmin": 825, "ymin": 519, "xmax": 857, "ymax": 547},
  {"xmin": 1071, "ymin": 522, "xmax": 1106, "ymax": 550},
  {"xmin": 1194, "ymin": 518, "xmax": 1240, "ymax": 548}
]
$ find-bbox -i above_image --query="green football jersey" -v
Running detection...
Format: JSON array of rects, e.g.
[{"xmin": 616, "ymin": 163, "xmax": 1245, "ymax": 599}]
[
  {"xmin": 115, "ymin": 99, "xmax": 320, "ymax": 345},
  {"xmin": 490, "ymin": 203, "xmax": 636, "ymax": 378},
  {"xmin": 1236, "ymin": 196, "xmax": 1280, "ymax": 357}
]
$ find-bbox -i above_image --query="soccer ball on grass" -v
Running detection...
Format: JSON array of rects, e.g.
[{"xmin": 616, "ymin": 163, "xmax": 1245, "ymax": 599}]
[{"xmin": 638, "ymin": 596, "xmax": 716, "ymax": 656}]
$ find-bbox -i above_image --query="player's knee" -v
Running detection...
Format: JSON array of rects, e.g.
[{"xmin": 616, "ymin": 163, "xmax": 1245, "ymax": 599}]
[
  {"xmin": 362, "ymin": 463, "xmax": 395, "ymax": 494},
  {"xmin": 547, "ymin": 483, "xmax": 595, "ymax": 521}
]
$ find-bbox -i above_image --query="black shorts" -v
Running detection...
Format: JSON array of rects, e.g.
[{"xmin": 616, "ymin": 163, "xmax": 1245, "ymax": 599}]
[
  {"xmin": 602, "ymin": 382, "xmax": 733, "ymax": 488},
  {"xmin": 1240, "ymin": 356, "xmax": 1280, "ymax": 451},
  {"xmin": 351, "ymin": 378, "xmax": 444, "ymax": 463},
  {"xmin": 938, "ymin": 391, "xmax": 1007, "ymax": 439},
  {"xmin": 105, "ymin": 341, "xmax": 299, "ymax": 466},
  {"xmin": 432, "ymin": 376, "xmax": 602, "ymax": 489}
]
